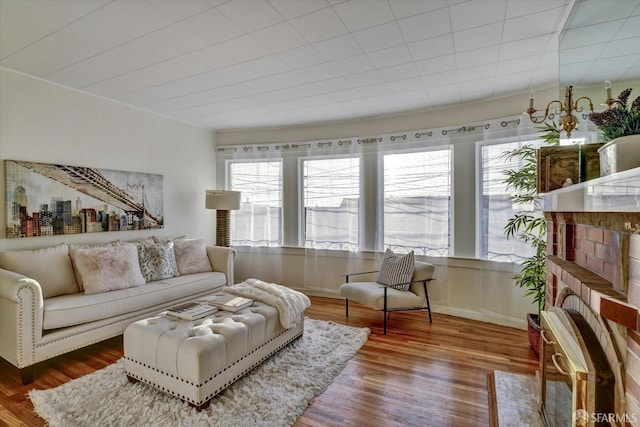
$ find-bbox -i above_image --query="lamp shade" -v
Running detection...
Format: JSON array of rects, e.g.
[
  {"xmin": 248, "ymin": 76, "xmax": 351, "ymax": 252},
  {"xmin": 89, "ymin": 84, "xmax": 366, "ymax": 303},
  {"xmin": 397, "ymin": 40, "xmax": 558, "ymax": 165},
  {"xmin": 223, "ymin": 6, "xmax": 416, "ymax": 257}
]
[{"xmin": 205, "ymin": 190, "xmax": 241, "ymax": 210}]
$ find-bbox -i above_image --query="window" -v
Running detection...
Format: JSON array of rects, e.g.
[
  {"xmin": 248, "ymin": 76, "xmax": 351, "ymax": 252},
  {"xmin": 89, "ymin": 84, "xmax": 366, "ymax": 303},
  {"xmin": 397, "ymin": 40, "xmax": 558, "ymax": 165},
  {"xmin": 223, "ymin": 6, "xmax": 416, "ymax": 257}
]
[
  {"xmin": 383, "ymin": 149, "xmax": 451, "ymax": 256},
  {"xmin": 480, "ymin": 141, "xmax": 539, "ymax": 262},
  {"xmin": 229, "ymin": 161, "xmax": 282, "ymax": 247},
  {"xmin": 303, "ymin": 157, "xmax": 359, "ymax": 251},
  {"xmin": 480, "ymin": 136, "xmax": 587, "ymax": 262}
]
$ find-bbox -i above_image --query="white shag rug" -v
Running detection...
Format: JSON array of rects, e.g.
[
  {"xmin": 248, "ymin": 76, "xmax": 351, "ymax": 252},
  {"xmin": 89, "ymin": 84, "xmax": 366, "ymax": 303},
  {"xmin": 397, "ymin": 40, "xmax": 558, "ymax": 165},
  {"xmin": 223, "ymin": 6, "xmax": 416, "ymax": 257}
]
[{"xmin": 29, "ymin": 318, "xmax": 369, "ymax": 427}]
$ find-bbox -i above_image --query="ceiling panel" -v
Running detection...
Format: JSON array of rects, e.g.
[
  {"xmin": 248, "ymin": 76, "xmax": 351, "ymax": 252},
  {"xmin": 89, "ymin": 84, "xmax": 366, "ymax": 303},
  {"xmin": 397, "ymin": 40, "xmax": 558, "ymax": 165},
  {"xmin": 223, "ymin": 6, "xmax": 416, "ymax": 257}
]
[
  {"xmin": 352, "ymin": 22, "xmax": 404, "ymax": 53},
  {"xmin": 0, "ymin": 0, "xmax": 107, "ymax": 59},
  {"xmin": 1, "ymin": 0, "xmax": 637, "ymax": 131},
  {"xmin": 449, "ymin": 0, "xmax": 506, "ymax": 32},
  {"xmin": 46, "ymin": 24, "xmax": 209, "ymax": 88}
]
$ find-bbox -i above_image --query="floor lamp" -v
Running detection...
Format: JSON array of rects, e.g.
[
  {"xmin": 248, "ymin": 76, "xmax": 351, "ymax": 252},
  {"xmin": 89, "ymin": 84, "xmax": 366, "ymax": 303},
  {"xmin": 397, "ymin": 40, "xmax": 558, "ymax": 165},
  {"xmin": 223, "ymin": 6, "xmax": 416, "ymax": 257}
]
[{"xmin": 205, "ymin": 190, "xmax": 241, "ymax": 247}]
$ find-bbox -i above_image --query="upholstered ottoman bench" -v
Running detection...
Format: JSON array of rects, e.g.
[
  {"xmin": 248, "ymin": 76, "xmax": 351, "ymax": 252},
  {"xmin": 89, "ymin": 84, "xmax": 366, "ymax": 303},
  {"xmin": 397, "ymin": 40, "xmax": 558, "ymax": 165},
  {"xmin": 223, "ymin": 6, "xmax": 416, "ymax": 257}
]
[{"xmin": 123, "ymin": 301, "xmax": 304, "ymax": 410}]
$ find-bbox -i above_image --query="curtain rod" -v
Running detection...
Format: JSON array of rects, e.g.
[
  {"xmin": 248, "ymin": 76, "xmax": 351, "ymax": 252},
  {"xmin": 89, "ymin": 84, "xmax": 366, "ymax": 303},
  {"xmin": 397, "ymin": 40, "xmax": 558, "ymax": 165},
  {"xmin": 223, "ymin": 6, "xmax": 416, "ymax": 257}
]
[{"xmin": 216, "ymin": 114, "xmax": 533, "ymax": 155}]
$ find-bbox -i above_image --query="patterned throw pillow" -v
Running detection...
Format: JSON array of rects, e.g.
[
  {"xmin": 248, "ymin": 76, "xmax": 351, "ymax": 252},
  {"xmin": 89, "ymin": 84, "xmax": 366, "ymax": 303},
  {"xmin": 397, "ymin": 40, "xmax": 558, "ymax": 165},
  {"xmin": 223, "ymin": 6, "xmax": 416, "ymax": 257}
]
[
  {"xmin": 376, "ymin": 249, "xmax": 415, "ymax": 291},
  {"xmin": 136, "ymin": 241, "xmax": 180, "ymax": 283}
]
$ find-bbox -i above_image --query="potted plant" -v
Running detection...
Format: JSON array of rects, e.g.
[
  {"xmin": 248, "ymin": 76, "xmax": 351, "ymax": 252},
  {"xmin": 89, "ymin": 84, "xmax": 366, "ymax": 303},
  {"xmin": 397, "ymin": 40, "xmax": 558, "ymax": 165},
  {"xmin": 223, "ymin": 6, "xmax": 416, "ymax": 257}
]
[
  {"xmin": 501, "ymin": 122, "xmax": 559, "ymax": 356},
  {"xmin": 588, "ymin": 88, "xmax": 640, "ymax": 175}
]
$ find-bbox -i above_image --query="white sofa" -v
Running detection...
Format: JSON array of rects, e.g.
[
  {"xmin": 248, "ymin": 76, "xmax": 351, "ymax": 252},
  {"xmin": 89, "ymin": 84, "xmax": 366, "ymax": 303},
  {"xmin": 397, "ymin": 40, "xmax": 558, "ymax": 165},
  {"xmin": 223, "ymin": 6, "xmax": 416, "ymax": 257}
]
[{"xmin": 0, "ymin": 238, "xmax": 236, "ymax": 383}]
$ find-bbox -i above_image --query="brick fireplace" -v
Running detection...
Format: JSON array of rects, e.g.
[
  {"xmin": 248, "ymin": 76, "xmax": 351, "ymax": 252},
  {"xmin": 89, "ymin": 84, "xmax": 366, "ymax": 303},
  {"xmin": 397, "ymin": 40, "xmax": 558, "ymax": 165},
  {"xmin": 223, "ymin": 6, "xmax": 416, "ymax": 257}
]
[{"xmin": 545, "ymin": 210, "xmax": 640, "ymax": 424}]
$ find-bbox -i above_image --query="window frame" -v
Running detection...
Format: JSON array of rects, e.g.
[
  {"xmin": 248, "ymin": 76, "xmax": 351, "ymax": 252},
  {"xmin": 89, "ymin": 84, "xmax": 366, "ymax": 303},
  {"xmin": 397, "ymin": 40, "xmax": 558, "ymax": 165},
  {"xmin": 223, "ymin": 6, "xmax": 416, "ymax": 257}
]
[
  {"xmin": 226, "ymin": 158, "xmax": 284, "ymax": 248},
  {"xmin": 299, "ymin": 154, "xmax": 362, "ymax": 251},
  {"xmin": 380, "ymin": 144, "xmax": 453, "ymax": 256}
]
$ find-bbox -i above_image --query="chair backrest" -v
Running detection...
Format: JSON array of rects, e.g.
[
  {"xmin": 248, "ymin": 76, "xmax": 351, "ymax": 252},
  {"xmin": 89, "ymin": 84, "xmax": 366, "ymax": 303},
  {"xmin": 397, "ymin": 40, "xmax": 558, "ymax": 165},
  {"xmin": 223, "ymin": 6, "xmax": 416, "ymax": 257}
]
[{"xmin": 409, "ymin": 261, "xmax": 435, "ymax": 300}]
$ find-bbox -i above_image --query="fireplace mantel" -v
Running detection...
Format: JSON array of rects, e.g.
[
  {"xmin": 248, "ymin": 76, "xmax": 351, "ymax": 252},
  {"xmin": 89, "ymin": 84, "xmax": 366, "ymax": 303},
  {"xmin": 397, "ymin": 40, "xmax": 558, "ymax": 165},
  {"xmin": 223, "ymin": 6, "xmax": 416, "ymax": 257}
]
[{"xmin": 539, "ymin": 167, "xmax": 640, "ymax": 213}]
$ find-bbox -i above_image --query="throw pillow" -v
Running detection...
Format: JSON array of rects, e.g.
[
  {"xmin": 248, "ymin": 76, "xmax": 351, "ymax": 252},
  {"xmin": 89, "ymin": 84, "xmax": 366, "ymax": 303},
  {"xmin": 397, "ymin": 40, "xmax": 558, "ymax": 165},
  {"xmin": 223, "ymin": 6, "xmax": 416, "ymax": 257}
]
[
  {"xmin": 131, "ymin": 237, "xmax": 155, "ymax": 245},
  {"xmin": 0, "ymin": 244, "xmax": 79, "ymax": 298},
  {"xmin": 152, "ymin": 235, "xmax": 187, "ymax": 244},
  {"xmin": 136, "ymin": 241, "xmax": 180, "ymax": 282},
  {"xmin": 68, "ymin": 241, "xmax": 121, "ymax": 291},
  {"xmin": 173, "ymin": 238, "xmax": 212, "ymax": 275},
  {"xmin": 73, "ymin": 243, "xmax": 146, "ymax": 295},
  {"xmin": 376, "ymin": 249, "xmax": 415, "ymax": 291}
]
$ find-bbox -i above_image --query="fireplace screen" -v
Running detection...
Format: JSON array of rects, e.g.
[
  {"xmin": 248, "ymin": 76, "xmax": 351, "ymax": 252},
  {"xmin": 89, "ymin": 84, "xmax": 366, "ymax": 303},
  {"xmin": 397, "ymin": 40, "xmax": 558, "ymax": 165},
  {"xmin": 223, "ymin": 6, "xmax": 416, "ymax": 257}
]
[{"xmin": 539, "ymin": 307, "xmax": 615, "ymax": 427}]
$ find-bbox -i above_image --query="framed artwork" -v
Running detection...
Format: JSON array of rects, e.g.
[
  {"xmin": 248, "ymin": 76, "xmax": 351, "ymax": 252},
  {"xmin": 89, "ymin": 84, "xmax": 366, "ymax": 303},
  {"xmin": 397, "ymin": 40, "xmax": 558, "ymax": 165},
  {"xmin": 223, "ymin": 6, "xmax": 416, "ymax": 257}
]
[
  {"xmin": 4, "ymin": 160, "xmax": 163, "ymax": 238},
  {"xmin": 537, "ymin": 144, "xmax": 604, "ymax": 193}
]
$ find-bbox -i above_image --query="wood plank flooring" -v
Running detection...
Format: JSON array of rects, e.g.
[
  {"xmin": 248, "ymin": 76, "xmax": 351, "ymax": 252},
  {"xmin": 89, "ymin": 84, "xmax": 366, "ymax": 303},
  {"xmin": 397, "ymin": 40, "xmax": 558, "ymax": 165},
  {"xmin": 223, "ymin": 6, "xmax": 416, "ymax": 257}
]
[{"xmin": 0, "ymin": 296, "xmax": 539, "ymax": 427}]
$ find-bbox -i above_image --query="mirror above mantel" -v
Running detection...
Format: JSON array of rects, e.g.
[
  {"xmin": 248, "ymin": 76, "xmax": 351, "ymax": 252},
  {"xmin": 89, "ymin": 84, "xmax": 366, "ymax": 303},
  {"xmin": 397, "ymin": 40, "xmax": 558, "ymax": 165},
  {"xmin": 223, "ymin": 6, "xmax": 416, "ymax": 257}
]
[{"xmin": 558, "ymin": 0, "xmax": 640, "ymax": 114}]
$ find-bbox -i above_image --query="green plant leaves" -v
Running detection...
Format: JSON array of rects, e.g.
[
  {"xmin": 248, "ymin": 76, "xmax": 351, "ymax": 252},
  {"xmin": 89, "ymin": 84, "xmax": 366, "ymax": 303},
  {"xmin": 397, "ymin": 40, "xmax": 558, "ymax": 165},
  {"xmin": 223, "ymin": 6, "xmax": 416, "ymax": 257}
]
[
  {"xmin": 501, "ymin": 121, "xmax": 559, "ymax": 314},
  {"xmin": 589, "ymin": 88, "xmax": 640, "ymax": 141}
]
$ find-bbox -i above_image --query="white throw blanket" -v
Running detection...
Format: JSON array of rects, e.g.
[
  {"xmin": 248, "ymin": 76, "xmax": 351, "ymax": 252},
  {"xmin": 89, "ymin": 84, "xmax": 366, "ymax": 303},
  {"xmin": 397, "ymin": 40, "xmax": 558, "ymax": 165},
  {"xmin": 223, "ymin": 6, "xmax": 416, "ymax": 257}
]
[{"xmin": 224, "ymin": 278, "xmax": 311, "ymax": 329}]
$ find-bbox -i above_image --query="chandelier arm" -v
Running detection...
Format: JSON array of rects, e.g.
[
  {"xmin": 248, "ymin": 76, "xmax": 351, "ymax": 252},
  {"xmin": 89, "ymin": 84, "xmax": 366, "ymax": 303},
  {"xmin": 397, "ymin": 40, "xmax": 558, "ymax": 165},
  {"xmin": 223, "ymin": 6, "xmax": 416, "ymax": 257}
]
[
  {"xmin": 573, "ymin": 96, "xmax": 594, "ymax": 113},
  {"xmin": 530, "ymin": 100, "xmax": 564, "ymax": 123}
]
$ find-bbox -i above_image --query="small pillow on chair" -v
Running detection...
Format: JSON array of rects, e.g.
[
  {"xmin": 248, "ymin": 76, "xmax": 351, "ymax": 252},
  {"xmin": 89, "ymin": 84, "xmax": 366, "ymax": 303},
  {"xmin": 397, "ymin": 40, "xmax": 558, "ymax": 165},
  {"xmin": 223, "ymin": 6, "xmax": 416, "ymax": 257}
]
[{"xmin": 376, "ymin": 249, "xmax": 415, "ymax": 291}]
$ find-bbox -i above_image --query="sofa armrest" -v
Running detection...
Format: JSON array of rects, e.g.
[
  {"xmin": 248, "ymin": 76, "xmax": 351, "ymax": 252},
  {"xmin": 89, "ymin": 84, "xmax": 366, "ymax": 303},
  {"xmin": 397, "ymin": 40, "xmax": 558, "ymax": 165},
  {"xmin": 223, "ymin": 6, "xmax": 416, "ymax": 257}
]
[
  {"xmin": 206, "ymin": 246, "xmax": 237, "ymax": 286},
  {"xmin": 0, "ymin": 268, "xmax": 44, "ymax": 368}
]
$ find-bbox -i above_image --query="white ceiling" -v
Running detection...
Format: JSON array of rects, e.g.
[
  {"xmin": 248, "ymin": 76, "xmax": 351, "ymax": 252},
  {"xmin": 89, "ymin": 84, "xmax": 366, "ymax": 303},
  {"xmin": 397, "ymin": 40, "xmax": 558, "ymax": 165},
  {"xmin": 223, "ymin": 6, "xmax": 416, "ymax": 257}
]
[{"xmin": 1, "ymin": 0, "xmax": 638, "ymax": 131}]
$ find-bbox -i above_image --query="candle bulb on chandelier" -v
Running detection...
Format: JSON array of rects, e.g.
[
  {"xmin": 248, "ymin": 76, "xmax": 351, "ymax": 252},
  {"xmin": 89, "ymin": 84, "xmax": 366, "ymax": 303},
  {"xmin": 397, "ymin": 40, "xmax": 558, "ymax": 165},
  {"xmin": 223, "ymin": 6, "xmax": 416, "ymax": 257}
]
[
  {"xmin": 529, "ymin": 89, "xmax": 535, "ymax": 109},
  {"xmin": 604, "ymin": 80, "xmax": 613, "ymax": 109},
  {"xmin": 527, "ymin": 89, "xmax": 535, "ymax": 116}
]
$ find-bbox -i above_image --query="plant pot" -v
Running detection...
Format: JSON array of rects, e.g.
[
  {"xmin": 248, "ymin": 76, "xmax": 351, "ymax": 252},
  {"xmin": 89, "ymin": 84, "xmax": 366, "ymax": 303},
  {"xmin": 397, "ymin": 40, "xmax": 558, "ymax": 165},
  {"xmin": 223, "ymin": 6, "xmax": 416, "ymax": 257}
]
[
  {"xmin": 527, "ymin": 313, "xmax": 541, "ymax": 357},
  {"xmin": 598, "ymin": 134, "xmax": 640, "ymax": 176}
]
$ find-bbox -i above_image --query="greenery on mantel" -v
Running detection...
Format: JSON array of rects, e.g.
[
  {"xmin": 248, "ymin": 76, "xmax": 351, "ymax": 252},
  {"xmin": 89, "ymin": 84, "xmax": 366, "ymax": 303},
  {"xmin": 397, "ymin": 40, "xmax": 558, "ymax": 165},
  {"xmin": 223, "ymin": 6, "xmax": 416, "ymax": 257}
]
[
  {"xmin": 589, "ymin": 88, "xmax": 640, "ymax": 141},
  {"xmin": 501, "ymin": 122, "xmax": 560, "ymax": 315}
]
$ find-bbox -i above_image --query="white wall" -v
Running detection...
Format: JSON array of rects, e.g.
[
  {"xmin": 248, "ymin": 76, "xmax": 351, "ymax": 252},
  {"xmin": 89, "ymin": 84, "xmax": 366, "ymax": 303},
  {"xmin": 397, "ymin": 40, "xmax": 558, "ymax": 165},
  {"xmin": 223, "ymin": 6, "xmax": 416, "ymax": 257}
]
[{"xmin": 0, "ymin": 69, "xmax": 217, "ymax": 250}]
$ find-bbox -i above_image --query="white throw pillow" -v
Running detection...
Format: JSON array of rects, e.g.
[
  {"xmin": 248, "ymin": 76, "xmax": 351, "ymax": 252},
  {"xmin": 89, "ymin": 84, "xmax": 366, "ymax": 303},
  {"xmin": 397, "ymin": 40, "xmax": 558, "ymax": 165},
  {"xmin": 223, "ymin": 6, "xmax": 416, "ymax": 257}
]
[
  {"xmin": 152, "ymin": 235, "xmax": 187, "ymax": 244},
  {"xmin": 68, "ymin": 241, "xmax": 121, "ymax": 291},
  {"xmin": 136, "ymin": 241, "xmax": 180, "ymax": 282},
  {"xmin": 376, "ymin": 249, "xmax": 415, "ymax": 291},
  {"xmin": 0, "ymin": 244, "xmax": 78, "ymax": 298},
  {"xmin": 173, "ymin": 238, "xmax": 212, "ymax": 275},
  {"xmin": 74, "ymin": 243, "xmax": 146, "ymax": 295}
]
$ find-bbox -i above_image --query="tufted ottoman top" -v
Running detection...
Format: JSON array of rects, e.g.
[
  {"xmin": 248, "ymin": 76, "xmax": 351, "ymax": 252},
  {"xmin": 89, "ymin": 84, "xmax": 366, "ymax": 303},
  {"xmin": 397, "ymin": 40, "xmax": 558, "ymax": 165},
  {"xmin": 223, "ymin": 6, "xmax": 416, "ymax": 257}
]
[{"xmin": 124, "ymin": 301, "xmax": 284, "ymax": 384}]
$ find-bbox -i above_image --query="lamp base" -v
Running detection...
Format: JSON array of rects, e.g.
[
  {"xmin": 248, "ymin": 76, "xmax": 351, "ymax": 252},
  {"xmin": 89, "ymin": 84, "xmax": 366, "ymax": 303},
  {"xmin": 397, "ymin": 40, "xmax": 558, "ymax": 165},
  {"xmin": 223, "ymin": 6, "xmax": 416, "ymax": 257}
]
[{"xmin": 216, "ymin": 210, "xmax": 231, "ymax": 247}]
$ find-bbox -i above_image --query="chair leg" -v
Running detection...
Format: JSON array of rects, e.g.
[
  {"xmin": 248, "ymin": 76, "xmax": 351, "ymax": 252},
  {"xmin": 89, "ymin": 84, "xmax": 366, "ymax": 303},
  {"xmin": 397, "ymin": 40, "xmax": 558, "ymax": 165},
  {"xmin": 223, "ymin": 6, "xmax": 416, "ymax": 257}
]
[
  {"xmin": 345, "ymin": 298, "xmax": 349, "ymax": 317},
  {"xmin": 424, "ymin": 281, "xmax": 432, "ymax": 323},
  {"xmin": 383, "ymin": 311, "xmax": 387, "ymax": 335}
]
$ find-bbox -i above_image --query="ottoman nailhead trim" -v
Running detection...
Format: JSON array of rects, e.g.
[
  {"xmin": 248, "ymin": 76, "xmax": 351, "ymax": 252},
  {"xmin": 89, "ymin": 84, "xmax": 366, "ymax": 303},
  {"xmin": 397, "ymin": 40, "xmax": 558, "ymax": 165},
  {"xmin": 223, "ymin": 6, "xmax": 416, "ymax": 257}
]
[{"xmin": 124, "ymin": 324, "xmax": 303, "ymax": 407}]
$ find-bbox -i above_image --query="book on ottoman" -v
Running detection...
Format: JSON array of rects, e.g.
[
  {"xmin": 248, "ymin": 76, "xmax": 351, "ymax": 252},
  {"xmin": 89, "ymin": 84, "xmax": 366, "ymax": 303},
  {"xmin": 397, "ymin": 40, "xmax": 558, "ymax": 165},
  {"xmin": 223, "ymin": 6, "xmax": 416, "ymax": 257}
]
[
  {"xmin": 166, "ymin": 302, "xmax": 218, "ymax": 320},
  {"xmin": 198, "ymin": 293, "xmax": 253, "ymax": 312}
]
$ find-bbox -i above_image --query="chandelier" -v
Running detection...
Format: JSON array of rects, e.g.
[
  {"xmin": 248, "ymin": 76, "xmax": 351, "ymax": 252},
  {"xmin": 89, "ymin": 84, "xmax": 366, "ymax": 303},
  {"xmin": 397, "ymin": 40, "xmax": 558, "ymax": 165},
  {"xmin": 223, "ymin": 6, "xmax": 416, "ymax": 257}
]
[{"xmin": 526, "ymin": 83, "xmax": 615, "ymax": 137}]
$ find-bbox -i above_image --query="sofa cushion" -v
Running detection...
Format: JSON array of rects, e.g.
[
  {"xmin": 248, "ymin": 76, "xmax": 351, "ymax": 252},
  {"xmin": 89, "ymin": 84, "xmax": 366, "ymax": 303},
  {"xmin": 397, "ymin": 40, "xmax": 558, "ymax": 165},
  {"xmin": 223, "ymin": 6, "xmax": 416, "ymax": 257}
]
[
  {"xmin": 43, "ymin": 271, "xmax": 227, "ymax": 329},
  {"xmin": 376, "ymin": 249, "xmax": 414, "ymax": 291},
  {"xmin": 339, "ymin": 281, "xmax": 423, "ymax": 311},
  {"xmin": 173, "ymin": 239, "xmax": 212, "ymax": 275},
  {"xmin": 73, "ymin": 243, "xmax": 146, "ymax": 295},
  {"xmin": 68, "ymin": 241, "xmax": 121, "ymax": 291},
  {"xmin": 136, "ymin": 242, "xmax": 180, "ymax": 282},
  {"xmin": 0, "ymin": 244, "xmax": 78, "ymax": 298}
]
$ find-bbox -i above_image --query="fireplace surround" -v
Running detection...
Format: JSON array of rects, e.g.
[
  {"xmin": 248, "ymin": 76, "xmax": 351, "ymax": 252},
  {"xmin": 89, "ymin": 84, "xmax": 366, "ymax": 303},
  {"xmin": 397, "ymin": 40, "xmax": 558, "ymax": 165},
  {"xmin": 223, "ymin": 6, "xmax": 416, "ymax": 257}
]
[
  {"xmin": 540, "ymin": 306, "xmax": 615, "ymax": 426},
  {"xmin": 541, "ymin": 167, "xmax": 640, "ymax": 426}
]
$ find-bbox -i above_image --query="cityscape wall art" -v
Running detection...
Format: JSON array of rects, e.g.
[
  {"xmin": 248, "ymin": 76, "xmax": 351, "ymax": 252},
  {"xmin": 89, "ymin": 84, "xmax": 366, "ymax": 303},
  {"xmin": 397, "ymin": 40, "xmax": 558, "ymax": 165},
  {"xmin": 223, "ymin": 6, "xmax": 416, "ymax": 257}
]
[{"xmin": 4, "ymin": 160, "xmax": 164, "ymax": 239}]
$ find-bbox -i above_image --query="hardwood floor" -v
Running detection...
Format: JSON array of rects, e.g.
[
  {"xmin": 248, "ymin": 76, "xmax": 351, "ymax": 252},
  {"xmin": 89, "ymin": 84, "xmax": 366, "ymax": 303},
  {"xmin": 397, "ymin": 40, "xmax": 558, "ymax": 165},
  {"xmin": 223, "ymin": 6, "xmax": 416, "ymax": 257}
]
[{"xmin": 0, "ymin": 296, "xmax": 539, "ymax": 427}]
